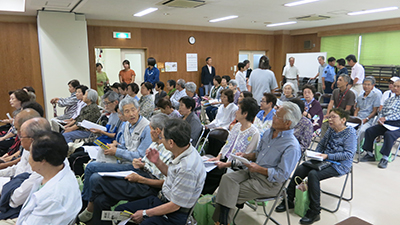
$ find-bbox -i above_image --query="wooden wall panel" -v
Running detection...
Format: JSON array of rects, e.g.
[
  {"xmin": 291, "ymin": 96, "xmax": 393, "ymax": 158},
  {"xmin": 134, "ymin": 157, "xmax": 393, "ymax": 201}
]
[
  {"xmin": 0, "ymin": 22, "xmax": 44, "ymax": 119},
  {"xmin": 291, "ymin": 34, "xmax": 321, "ymax": 53}
]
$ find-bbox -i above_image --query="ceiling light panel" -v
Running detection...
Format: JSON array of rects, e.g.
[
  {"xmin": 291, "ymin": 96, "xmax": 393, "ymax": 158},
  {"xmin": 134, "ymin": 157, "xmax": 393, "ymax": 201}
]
[
  {"xmin": 0, "ymin": 0, "xmax": 25, "ymax": 12},
  {"xmin": 284, "ymin": 0, "xmax": 319, "ymax": 7},
  {"xmin": 348, "ymin": 6, "xmax": 398, "ymax": 16},
  {"xmin": 134, "ymin": 7, "xmax": 158, "ymax": 17},
  {"xmin": 209, "ymin": 15, "xmax": 238, "ymax": 23},
  {"xmin": 266, "ymin": 21, "xmax": 297, "ymax": 27}
]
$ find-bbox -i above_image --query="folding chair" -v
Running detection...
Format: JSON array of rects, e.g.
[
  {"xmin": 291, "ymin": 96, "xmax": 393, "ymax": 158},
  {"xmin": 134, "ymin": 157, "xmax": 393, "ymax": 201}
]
[
  {"xmin": 195, "ymin": 125, "xmax": 206, "ymax": 150},
  {"xmin": 391, "ymin": 138, "xmax": 400, "ymax": 161},
  {"xmin": 318, "ymin": 93, "xmax": 332, "ymax": 109},
  {"xmin": 232, "ymin": 179, "xmax": 291, "ymax": 225},
  {"xmin": 198, "ymin": 128, "xmax": 229, "ymax": 157},
  {"xmin": 347, "ymin": 116, "xmax": 363, "ymax": 163},
  {"xmin": 314, "ymin": 92, "xmax": 321, "ymax": 101}
]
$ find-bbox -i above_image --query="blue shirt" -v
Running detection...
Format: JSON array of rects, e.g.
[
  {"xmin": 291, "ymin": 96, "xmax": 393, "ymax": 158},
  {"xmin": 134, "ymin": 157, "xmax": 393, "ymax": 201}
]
[
  {"xmin": 322, "ymin": 65, "xmax": 335, "ymax": 82},
  {"xmin": 254, "ymin": 128, "xmax": 301, "ymax": 183},
  {"xmin": 356, "ymin": 92, "xmax": 380, "ymax": 119},
  {"xmin": 116, "ymin": 117, "xmax": 152, "ymax": 162},
  {"xmin": 144, "ymin": 67, "xmax": 160, "ymax": 87},
  {"xmin": 316, "ymin": 126, "xmax": 356, "ymax": 175}
]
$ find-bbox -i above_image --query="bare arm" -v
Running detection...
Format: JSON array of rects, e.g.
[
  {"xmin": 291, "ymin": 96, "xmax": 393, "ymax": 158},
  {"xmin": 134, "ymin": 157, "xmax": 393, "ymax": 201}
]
[{"xmin": 325, "ymin": 100, "xmax": 334, "ymax": 118}]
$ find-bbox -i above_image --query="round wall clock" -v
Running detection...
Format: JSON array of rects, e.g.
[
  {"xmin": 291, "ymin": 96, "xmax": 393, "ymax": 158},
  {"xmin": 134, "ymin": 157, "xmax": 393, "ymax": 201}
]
[{"xmin": 188, "ymin": 36, "xmax": 196, "ymax": 45}]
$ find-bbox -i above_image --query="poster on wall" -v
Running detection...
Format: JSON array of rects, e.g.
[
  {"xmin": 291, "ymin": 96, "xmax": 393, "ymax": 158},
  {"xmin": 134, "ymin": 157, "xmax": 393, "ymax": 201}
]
[
  {"xmin": 157, "ymin": 62, "xmax": 165, "ymax": 72},
  {"xmin": 186, "ymin": 53, "xmax": 198, "ymax": 72},
  {"xmin": 165, "ymin": 62, "xmax": 178, "ymax": 72}
]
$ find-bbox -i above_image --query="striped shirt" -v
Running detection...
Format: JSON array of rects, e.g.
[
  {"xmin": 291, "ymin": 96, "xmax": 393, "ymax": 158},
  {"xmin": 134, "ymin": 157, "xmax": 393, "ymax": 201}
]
[
  {"xmin": 141, "ymin": 142, "xmax": 173, "ymax": 180},
  {"xmin": 170, "ymin": 89, "xmax": 188, "ymax": 109},
  {"xmin": 57, "ymin": 93, "xmax": 79, "ymax": 120},
  {"xmin": 162, "ymin": 145, "xmax": 206, "ymax": 208},
  {"xmin": 71, "ymin": 100, "xmax": 87, "ymax": 120}
]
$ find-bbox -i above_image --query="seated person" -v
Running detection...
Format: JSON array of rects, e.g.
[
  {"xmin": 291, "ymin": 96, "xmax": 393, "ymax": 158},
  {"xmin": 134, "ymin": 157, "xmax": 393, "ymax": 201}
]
[
  {"xmin": 157, "ymin": 99, "xmax": 181, "ymax": 118},
  {"xmin": 49, "ymin": 79, "xmax": 80, "ymax": 130},
  {"xmin": 139, "ymin": 82, "xmax": 155, "ymax": 119},
  {"xmin": 380, "ymin": 76, "xmax": 399, "ymax": 111},
  {"xmin": 111, "ymin": 82, "xmax": 121, "ymax": 94},
  {"xmin": 78, "ymin": 114, "xmax": 173, "ymax": 224},
  {"xmin": 204, "ymin": 97, "xmax": 259, "ymax": 195},
  {"xmin": 22, "ymin": 86, "xmax": 36, "ymax": 102},
  {"xmin": 276, "ymin": 108, "xmax": 356, "ymax": 224},
  {"xmin": 360, "ymin": 79, "xmax": 400, "ymax": 169},
  {"xmin": 325, "ymin": 74, "xmax": 356, "ymax": 117},
  {"xmin": 63, "ymin": 85, "xmax": 88, "ymax": 126},
  {"xmin": 126, "ymin": 83, "xmax": 140, "ymax": 101},
  {"xmin": 81, "ymin": 97, "xmax": 152, "ymax": 203},
  {"xmin": 228, "ymin": 91, "xmax": 254, "ymax": 130},
  {"xmin": 290, "ymin": 99, "xmax": 314, "ymax": 153},
  {"xmin": 280, "ymin": 82, "xmax": 296, "ymax": 101},
  {"xmin": 165, "ymin": 80, "xmax": 177, "ymax": 98},
  {"xmin": 15, "ymin": 131, "xmax": 81, "ymax": 225},
  {"xmin": 206, "ymin": 89, "xmax": 238, "ymax": 130},
  {"xmin": 354, "ymin": 77, "xmax": 380, "ymax": 142},
  {"xmin": 170, "ymin": 79, "xmax": 187, "ymax": 109},
  {"xmin": 212, "ymin": 102, "xmax": 302, "ymax": 225},
  {"xmin": 205, "ymin": 76, "xmax": 223, "ymax": 122},
  {"xmin": 302, "ymin": 84, "xmax": 323, "ymax": 131},
  {"xmin": 178, "ymin": 97, "xmax": 202, "ymax": 146},
  {"xmin": 253, "ymin": 93, "xmax": 277, "ymax": 138},
  {"xmin": 228, "ymin": 80, "xmax": 241, "ymax": 105},
  {"xmin": 118, "ymin": 82, "xmax": 128, "ymax": 100},
  {"xmin": 185, "ymin": 82, "xmax": 201, "ymax": 117},
  {"xmin": 115, "ymin": 119, "xmax": 206, "ymax": 225},
  {"xmin": 154, "ymin": 81, "xmax": 167, "ymax": 106},
  {"xmin": 63, "ymin": 89, "xmax": 101, "ymax": 143}
]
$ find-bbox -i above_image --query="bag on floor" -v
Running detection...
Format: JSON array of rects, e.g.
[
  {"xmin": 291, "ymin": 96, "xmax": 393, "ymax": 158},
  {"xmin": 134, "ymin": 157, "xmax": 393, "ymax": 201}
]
[
  {"xmin": 294, "ymin": 176, "xmax": 310, "ymax": 217},
  {"xmin": 193, "ymin": 195, "xmax": 215, "ymax": 225}
]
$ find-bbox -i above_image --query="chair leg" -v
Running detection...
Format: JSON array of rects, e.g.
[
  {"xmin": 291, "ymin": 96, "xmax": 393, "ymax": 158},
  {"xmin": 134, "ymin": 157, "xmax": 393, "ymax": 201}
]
[
  {"xmin": 232, "ymin": 208, "xmax": 240, "ymax": 225},
  {"xmin": 321, "ymin": 170, "xmax": 353, "ymax": 213},
  {"xmin": 391, "ymin": 143, "xmax": 400, "ymax": 161},
  {"xmin": 284, "ymin": 190, "xmax": 291, "ymax": 225},
  {"xmin": 245, "ymin": 201, "xmax": 258, "ymax": 211},
  {"xmin": 262, "ymin": 197, "xmax": 282, "ymax": 225}
]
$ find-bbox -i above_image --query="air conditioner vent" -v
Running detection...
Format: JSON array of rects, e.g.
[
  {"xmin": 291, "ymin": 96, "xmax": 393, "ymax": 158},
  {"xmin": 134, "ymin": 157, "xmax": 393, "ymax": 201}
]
[
  {"xmin": 157, "ymin": 0, "xmax": 205, "ymax": 8},
  {"xmin": 295, "ymin": 14, "xmax": 330, "ymax": 21}
]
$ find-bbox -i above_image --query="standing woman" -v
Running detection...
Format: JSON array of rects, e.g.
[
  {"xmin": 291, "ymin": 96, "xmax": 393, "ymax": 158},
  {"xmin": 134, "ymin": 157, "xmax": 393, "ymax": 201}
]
[
  {"xmin": 119, "ymin": 60, "xmax": 136, "ymax": 84},
  {"xmin": 144, "ymin": 57, "xmax": 160, "ymax": 88},
  {"xmin": 96, "ymin": 63, "xmax": 109, "ymax": 97},
  {"xmin": 139, "ymin": 82, "xmax": 155, "ymax": 119}
]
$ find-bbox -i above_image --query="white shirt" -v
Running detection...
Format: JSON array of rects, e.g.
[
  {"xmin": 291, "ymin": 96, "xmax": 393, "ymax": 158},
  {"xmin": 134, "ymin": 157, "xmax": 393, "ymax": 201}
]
[
  {"xmin": 235, "ymin": 71, "xmax": 247, "ymax": 92},
  {"xmin": 381, "ymin": 90, "xmax": 395, "ymax": 106},
  {"xmin": 207, "ymin": 65, "xmax": 212, "ymax": 74},
  {"xmin": 170, "ymin": 89, "xmax": 188, "ymax": 109},
  {"xmin": 282, "ymin": 65, "xmax": 299, "ymax": 79},
  {"xmin": 0, "ymin": 149, "xmax": 31, "ymax": 177},
  {"xmin": 351, "ymin": 62, "xmax": 365, "ymax": 84},
  {"xmin": 207, "ymin": 103, "xmax": 238, "ymax": 129},
  {"xmin": 16, "ymin": 162, "xmax": 81, "ymax": 225}
]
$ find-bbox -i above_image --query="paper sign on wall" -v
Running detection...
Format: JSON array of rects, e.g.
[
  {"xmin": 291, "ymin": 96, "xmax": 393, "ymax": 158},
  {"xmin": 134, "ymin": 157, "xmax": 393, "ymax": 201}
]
[
  {"xmin": 186, "ymin": 53, "xmax": 198, "ymax": 72},
  {"xmin": 165, "ymin": 62, "xmax": 177, "ymax": 72}
]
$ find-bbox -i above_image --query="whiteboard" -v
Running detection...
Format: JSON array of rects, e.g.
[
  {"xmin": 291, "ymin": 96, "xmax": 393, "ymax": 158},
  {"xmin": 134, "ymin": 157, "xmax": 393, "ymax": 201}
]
[{"xmin": 285, "ymin": 52, "xmax": 327, "ymax": 78}]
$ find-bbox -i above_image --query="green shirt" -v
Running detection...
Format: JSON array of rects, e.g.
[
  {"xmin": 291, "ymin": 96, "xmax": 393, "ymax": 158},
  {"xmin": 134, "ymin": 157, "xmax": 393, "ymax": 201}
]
[{"xmin": 96, "ymin": 71, "xmax": 109, "ymax": 96}]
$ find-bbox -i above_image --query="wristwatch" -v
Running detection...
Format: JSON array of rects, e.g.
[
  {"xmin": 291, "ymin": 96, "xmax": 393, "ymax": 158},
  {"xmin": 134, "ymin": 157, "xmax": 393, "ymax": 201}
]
[{"xmin": 143, "ymin": 210, "xmax": 149, "ymax": 219}]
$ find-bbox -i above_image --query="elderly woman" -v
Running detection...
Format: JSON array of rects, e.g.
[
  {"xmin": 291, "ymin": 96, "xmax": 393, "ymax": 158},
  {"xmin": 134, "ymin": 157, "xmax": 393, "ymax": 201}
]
[
  {"xmin": 139, "ymin": 82, "xmax": 155, "ymax": 119},
  {"xmin": 185, "ymin": 82, "xmax": 201, "ymax": 117},
  {"xmin": 157, "ymin": 98, "xmax": 181, "ymax": 118},
  {"xmin": 204, "ymin": 97, "xmax": 260, "ymax": 194},
  {"xmin": 17, "ymin": 131, "xmax": 81, "ymax": 224},
  {"xmin": 280, "ymin": 82, "xmax": 296, "ymax": 101},
  {"xmin": 207, "ymin": 89, "xmax": 238, "ymax": 130},
  {"xmin": 302, "ymin": 84, "xmax": 323, "ymax": 131},
  {"xmin": 206, "ymin": 76, "xmax": 224, "ymax": 122},
  {"xmin": 63, "ymin": 88, "xmax": 101, "ymax": 143},
  {"xmin": 228, "ymin": 80, "xmax": 241, "ymax": 105},
  {"xmin": 276, "ymin": 108, "xmax": 356, "ymax": 224},
  {"xmin": 179, "ymin": 96, "xmax": 202, "ymax": 145},
  {"xmin": 253, "ymin": 93, "xmax": 276, "ymax": 137},
  {"xmin": 290, "ymin": 98, "xmax": 314, "ymax": 153}
]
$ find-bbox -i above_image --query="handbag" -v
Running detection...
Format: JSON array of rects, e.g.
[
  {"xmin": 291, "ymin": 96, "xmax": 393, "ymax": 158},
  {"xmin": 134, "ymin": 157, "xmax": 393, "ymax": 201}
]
[
  {"xmin": 294, "ymin": 176, "xmax": 310, "ymax": 217},
  {"xmin": 303, "ymin": 160, "xmax": 331, "ymax": 171}
]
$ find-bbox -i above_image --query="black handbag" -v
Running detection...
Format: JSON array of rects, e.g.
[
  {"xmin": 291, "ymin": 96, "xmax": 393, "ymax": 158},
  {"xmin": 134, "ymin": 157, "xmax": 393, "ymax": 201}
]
[{"xmin": 303, "ymin": 160, "xmax": 331, "ymax": 171}]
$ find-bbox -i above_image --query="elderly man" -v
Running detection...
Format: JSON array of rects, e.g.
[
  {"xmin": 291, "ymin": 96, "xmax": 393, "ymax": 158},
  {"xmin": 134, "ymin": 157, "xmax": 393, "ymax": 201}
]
[
  {"xmin": 346, "ymin": 54, "xmax": 365, "ymax": 96},
  {"xmin": 310, "ymin": 56, "xmax": 328, "ymax": 94},
  {"xmin": 81, "ymin": 97, "xmax": 152, "ymax": 203},
  {"xmin": 212, "ymin": 102, "xmax": 302, "ymax": 225},
  {"xmin": 380, "ymin": 77, "xmax": 400, "ymax": 111},
  {"xmin": 360, "ymin": 80, "xmax": 400, "ymax": 169},
  {"xmin": 282, "ymin": 57, "xmax": 300, "ymax": 93},
  {"xmin": 115, "ymin": 119, "xmax": 206, "ymax": 225},
  {"xmin": 325, "ymin": 74, "xmax": 356, "ymax": 118},
  {"xmin": 170, "ymin": 79, "xmax": 187, "ymax": 109}
]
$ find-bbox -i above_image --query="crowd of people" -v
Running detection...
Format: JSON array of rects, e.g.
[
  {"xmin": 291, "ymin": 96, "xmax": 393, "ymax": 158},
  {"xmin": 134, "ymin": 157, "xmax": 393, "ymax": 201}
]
[{"xmin": 0, "ymin": 53, "xmax": 398, "ymax": 225}]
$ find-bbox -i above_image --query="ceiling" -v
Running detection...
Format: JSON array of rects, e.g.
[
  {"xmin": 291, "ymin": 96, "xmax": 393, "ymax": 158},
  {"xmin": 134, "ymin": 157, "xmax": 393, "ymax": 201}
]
[{"xmin": 2, "ymin": 0, "xmax": 400, "ymax": 31}]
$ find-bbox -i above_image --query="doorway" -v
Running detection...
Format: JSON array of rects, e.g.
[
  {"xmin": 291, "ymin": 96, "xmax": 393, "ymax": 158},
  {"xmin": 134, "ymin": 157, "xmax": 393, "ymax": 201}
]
[{"xmin": 238, "ymin": 51, "xmax": 266, "ymax": 69}]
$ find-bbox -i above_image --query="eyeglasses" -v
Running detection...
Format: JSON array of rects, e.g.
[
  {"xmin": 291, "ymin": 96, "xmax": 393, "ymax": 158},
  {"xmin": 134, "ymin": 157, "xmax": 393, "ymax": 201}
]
[
  {"xmin": 103, "ymin": 101, "xmax": 113, "ymax": 105},
  {"xmin": 328, "ymin": 115, "xmax": 339, "ymax": 120}
]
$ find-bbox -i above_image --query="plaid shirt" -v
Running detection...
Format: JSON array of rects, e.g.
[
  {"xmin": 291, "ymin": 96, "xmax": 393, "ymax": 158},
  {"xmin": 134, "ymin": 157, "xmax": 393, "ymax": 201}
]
[{"xmin": 381, "ymin": 94, "xmax": 400, "ymax": 121}]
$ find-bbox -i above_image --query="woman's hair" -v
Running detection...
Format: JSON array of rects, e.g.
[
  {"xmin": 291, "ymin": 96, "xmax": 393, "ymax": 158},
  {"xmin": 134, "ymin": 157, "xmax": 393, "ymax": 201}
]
[
  {"xmin": 229, "ymin": 79, "xmax": 238, "ymax": 87},
  {"xmin": 128, "ymin": 83, "xmax": 139, "ymax": 94},
  {"xmin": 167, "ymin": 80, "xmax": 176, "ymax": 88},
  {"xmin": 9, "ymin": 89, "xmax": 30, "ymax": 104},
  {"xmin": 148, "ymin": 57, "xmax": 156, "ymax": 67},
  {"xmin": 237, "ymin": 62, "xmax": 245, "ymax": 70},
  {"xmin": 222, "ymin": 75, "xmax": 231, "ymax": 83},
  {"xmin": 179, "ymin": 96, "xmax": 195, "ymax": 112},
  {"xmin": 221, "ymin": 89, "xmax": 234, "ymax": 103},
  {"xmin": 157, "ymin": 98, "xmax": 173, "ymax": 109},
  {"xmin": 258, "ymin": 55, "xmax": 270, "ymax": 69},
  {"xmin": 86, "ymin": 89, "xmax": 99, "ymax": 104},
  {"xmin": 330, "ymin": 108, "xmax": 350, "ymax": 121},
  {"xmin": 283, "ymin": 82, "xmax": 296, "ymax": 96},
  {"xmin": 23, "ymin": 86, "xmax": 35, "ymax": 93},
  {"xmin": 214, "ymin": 75, "xmax": 222, "ymax": 84},
  {"xmin": 238, "ymin": 97, "xmax": 259, "ymax": 122},
  {"xmin": 76, "ymin": 85, "xmax": 89, "ymax": 95},
  {"xmin": 263, "ymin": 93, "xmax": 277, "ymax": 107},
  {"xmin": 185, "ymin": 82, "xmax": 197, "ymax": 93},
  {"xmin": 302, "ymin": 84, "xmax": 316, "ymax": 95},
  {"xmin": 141, "ymin": 82, "xmax": 154, "ymax": 94},
  {"xmin": 96, "ymin": 63, "xmax": 103, "ymax": 68},
  {"xmin": 122, "ymin": 60, "xmax": 130, "ymax": 66},
  {"xmin": 156, "ymin": 81, "xmax": 165, "ymax": 90},
  {"xmin": 31, "ymin": 131, "xmax": 67, "ymax": 166},
  {"xmin": 68, "ymin": 79, "xmax": 80, "ymax": 88}
]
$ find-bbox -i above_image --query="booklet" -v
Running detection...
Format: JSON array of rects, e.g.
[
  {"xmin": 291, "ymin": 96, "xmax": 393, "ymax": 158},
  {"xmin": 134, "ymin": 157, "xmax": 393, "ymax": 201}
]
[
  {"xmin": 305, "ymin": 150, "xmax": 323, "ymax": 161},
  {"xmin": 98, "ymin": 171, "xmax": 136, "ymax": 178},
  {"xmin": 230, "ymin": 154, "xmax": 251, "ymax": 165},
  {"xmin": 79, "ymin": 120, "xmax": 107, "ymax": 131}
]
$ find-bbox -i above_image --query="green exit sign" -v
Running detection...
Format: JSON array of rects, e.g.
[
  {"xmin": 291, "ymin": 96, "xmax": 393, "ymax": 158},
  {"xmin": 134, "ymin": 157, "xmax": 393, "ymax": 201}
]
[{"xmin": 113, "ymin": 32, "xmax": 131, "ymax": 39}]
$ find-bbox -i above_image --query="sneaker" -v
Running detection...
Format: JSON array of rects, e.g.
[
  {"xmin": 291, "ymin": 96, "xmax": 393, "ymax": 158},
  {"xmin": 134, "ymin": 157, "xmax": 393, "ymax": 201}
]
[
  {"xmin": 275, "ymin": 200, "xmax": 294, "ymax": 213},
  {"xmin": 78, "ymin": 209, "xmax": 93, "ymax": 222},
  {"xmin": 378, "ymin": 158, "xmax": 388, "ymax": 169},
  {"xmin": 360, "ymin": 154, "xmax": 375, "ymax": 162}
]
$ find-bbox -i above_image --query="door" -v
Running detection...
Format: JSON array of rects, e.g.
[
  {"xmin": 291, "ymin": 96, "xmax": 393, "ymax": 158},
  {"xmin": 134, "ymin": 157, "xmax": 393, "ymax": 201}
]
[
  {"xmin": 238, "ymin": 51, "xmax": 266, "ymax": 69},
  {"xmin": 121, "ymin": 49, "xmax": 146, "ymax": 86}
]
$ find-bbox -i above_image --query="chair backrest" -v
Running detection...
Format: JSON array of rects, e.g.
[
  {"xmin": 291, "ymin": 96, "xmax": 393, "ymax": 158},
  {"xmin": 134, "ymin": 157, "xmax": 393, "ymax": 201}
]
[
  {"xmin": 347, "ymin": 116, "xmax": 363, "ymax": 131},
  {"xmin": 318, "ymin": 93, "xmax": 332, "ymax": 103},
  {"xmin": 314, "ymin": 92, "xmax": 321, "ymax": 100},
  {"xmin": 204, "ymin": 128, "xmax": 230, "ymax": 157},
  {"xmin": 195, "ymin": 125, "xmax": 206, "ymax": 149}
]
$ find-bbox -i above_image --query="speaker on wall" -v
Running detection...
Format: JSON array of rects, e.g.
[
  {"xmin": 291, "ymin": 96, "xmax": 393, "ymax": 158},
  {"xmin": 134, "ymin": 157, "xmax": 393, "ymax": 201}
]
[{"xmin": 304, "ymin": 40, "xmax": 312, "ymax": 50}]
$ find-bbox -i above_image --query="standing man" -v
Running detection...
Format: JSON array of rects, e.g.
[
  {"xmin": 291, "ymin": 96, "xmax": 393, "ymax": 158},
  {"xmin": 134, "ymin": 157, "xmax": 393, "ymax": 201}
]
[
  {"xmin": 333, "ymin": 58, "xmax": 348, "ymax": 89},
  {"xmin": 322, "ymin": 57, "xmax": 336, "ymax": 98},
  {"xmin": 282, "ymin": 57, "xmax": 300, "ymax": 93},
  {"xmin": 201, "ymin": 57, "xmax": 216, "ymax": 96},
  {"xmin": 310, "ymin": 56, "xmax": 327, "ymax": 94},
  {"xmin": 346, "ymin": 54, "xmax": 365, "ymax": 97}
]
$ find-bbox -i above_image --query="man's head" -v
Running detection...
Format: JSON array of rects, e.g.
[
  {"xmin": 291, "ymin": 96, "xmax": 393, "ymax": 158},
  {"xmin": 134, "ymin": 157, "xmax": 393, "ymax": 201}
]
[
  {"xmin": 119, "ymin": 82, "xmax": 128, "ymax": 96},
  {"xmin": 238, "ymin": 62, "xmax": 245, "ymax": 72},
  {"xmin": 119, "ymin": 97, "xmax": 140, "ymax": 125},
  {"xmin": 318, "ymin": 56, "xmax": 325, "ymax": 65},
  {"xmin": 20, "ymin": 117, "xmax": 51, "ymax": 151},
  {"xmin": 289, "ymin": 57, "xmax": 295, "ymax": 66},
  {"xmin": 21, "ymin": 101, "xmax": 44, "ymax": 117},
  {"xmin": 393, "ymin": 80, "xmax": 400, "ymax": 96},
  {"xmin": 345, "ymin": 54, "xmax": 357, "ymax": 67},
  {"xmin": 328, "ymin": 57, "xmax": 336, "ymax": 66},
  {"xmin": 206, "ymin": 57, "xmax": 212, "ymax": 65},
  {"xmin": 102, "ymin": 91, "xmax": 119, "ymax": 113},
  {"xmin": 162, "ymin": 119, "xmax": 191, "ymax": 151},
  {"xmin": 14, "ymin": 109, "xmax": 41, "ymax": 131},
  {"xmin": 261, "ymin": 93, "xmax": 277, "ymax": 111},
  {"xmin": 272, "ymin": 102, "xmax": 301, "ymax": 131},
  {"xmin": 30, "ymin": 131, "xmax": 67, "ymax": 169},
  {"xmin": 336, "ymin": 58, "xmax": 346, "ymax": 69},
  {"xmin": 176, "ymin": 79, "xmax": 186, "ymax": 91},
  {"xmin": 166, "ymin": 80, "xmax": 176, "ymax": 91},
  {"xmin": 389, "ymin": 77, "xmax": 400, "ymax": 92},
  {"xmin": 337, "ymin": 74, "xmax": 351, "ymax": 89},
  {"xmin": 111, "ymin": 82, "xmax": 121, "ymax": 94},
  {"xmin": 363, "ymin": 76, "xmax": 376, "ymax": 93}
]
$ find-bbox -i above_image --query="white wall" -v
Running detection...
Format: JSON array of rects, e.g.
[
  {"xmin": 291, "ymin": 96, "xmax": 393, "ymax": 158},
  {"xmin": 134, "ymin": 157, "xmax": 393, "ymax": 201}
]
[
  {"xmin": 96, "ymin": 48, "xmax": 121, "ymax": 84},
  {"xmin": 37, "ymin": 11, "xmax": 90, "ymax": 119}
]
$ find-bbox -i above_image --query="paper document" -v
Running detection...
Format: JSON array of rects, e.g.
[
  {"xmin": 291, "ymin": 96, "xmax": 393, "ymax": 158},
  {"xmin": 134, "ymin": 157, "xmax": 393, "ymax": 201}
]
[
  {"xmin": 383, "ymin": 124, "xmax": 400, "ymax": 131},
  {"xmin": 84, "ymin": 146, "xmax": 100, "ymax": 159},
  {"xmin": 306, "ymin": 150, "xmax": 323, "ymax": 161},
  {"xmin": 230, "ymin": 154, "xmax": 251, "ymax": 165},
  {"xmin": 347, "ymin": 122, "xmax": 359, "ymax": 128},
  {"xmin": 80, "ymin": 120, "xmax": 107, "ymax": 131},
  {"xmin": 118, "ymin": 218, "xmax": 131, "ymax": 225},
  {"xmin": 98, "ymin": 171, "xmax": 136, "ymax": 178}
]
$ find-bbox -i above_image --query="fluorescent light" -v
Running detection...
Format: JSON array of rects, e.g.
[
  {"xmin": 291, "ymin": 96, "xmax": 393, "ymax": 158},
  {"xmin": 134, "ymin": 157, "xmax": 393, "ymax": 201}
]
[
  {"xmin": 266, "ymin": 21, "xmax": 297, "ymax": 27},
  {"xmin": 134, "ymin": 8, "xmax": 158, "ymax": 17},
  {"xmin": 348, "ymin": 6, "xmax": 398, "ymax": 16},
  {"xmin": 284, "ymin": 0, "xmax": 319, "ymax": 7},
  {"xmin": 209, "ymin": 15, "xmax": 238, "ymax": 23},
  {"xmin": 0, "ymin": 0, "xmax": 25, "ymax": 12}
]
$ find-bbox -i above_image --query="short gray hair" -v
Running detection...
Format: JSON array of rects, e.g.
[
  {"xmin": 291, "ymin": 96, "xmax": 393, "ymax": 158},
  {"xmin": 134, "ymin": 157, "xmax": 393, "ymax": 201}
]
[
  {"xmin": 229, "ymin": 79, "xmax": 238, "ymax": 87},
  {"xmin": 103, "ymin": 91, "xmax": 119, "ymax": 102},
  {"xmin": 283, "ymin": 82, "xmax": 295, "ymax": 95},
  {"xmin": 177, "ymin": 79, "xmax": 186, "ymax": 89},
  {"xmin": 339, "ymin": 74, "xmax": 351, "ymax": 84},
  {"xmin": 281, "ymin": 102, "xmax": 302, "ymax": 129},
  {"xmin": 150, "ymin": 113, "xmax": 169, "ymax": 130},
  {"xmin": 24, "ymin": 118, "xmax": 51, "ymax": 138},
  {"xmin": 119, "ymin": 96, "xmax": 139, "ymax": 113},
  {"xmin": 318, "ymin": 56, "xmax": 325, "ymax": 60},
  {"xmin": 86, "ymin": 89, "xmax": 98, "ymax": 104},
  {"xmin": 185, "ymin": 82, "xmax": 197, "ymax": 93},
  {"xmin": 364, "ymin": 76, "xmax": 376, "ymax": 85}
]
